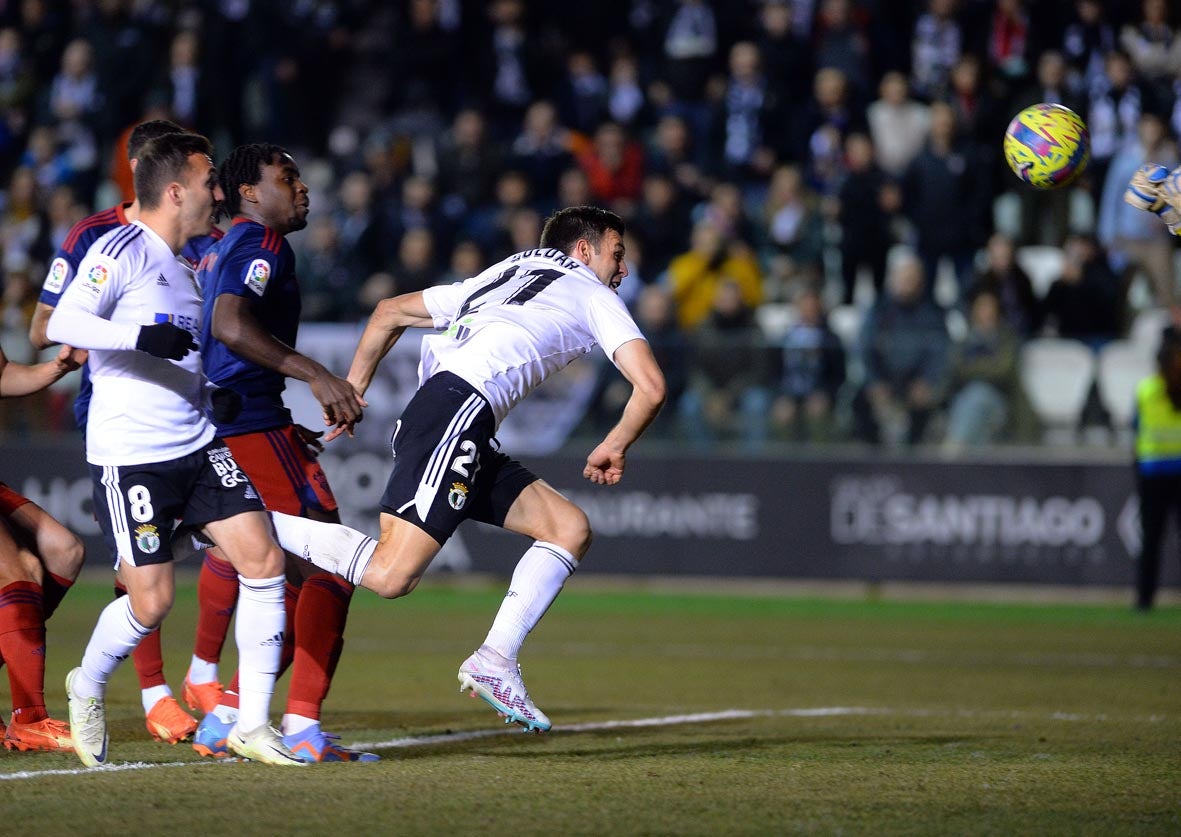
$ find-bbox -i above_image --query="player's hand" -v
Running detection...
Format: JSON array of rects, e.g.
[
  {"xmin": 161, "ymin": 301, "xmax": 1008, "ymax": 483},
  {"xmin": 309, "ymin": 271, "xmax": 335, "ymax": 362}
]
[
  {"xmin": 1125, "ymin": 164, "xmax": 1169, "ymax": 212},
  {"xmin": 54, "ymin": 344, "xmax": 87, "ymax": 373},
  {"xmin": 310, "ymin": 372, "xmax": 367, "ymax": 428},
  {"xmin": 583, "ymin": 442, "xmax": 626, "ymax": 486},
  {"xmin": 210, "ymin": 387, "xmax": 243, "ymax": 424},
  {"xmin": 1158, "ymin": 166, "xmax": 1181, "ymax": 235},
  {"xmin": 295, "ymin": 423, "xmax": 325, "ymax": 455},
  {"xmin": 136, "ymin": 322, "xmax": 198, "ymax": 360}
]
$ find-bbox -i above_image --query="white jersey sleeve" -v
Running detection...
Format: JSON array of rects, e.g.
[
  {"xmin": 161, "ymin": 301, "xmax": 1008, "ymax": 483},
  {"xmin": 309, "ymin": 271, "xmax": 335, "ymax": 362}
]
[
  {"xmin": 48, "ymin": 250, "xmax": 141, "ymax": 350},
  {"xmin": 585, "ymin": 289, "xmax": 646, "ymax": 363}
]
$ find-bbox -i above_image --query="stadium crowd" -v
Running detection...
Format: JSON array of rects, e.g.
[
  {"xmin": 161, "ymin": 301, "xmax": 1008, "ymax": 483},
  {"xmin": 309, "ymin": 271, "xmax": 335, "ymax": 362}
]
[{"xmin": 0, "ymin": 0, "xmax": 1180, "ymax": 449}]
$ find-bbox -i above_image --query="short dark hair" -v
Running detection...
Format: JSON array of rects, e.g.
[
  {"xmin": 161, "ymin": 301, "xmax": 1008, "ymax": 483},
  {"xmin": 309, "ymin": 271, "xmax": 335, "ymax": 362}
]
[
  {"xmin": 539, "ymin": 205, "xmax": 625, "ymax": 254},
  {"xmin": 127, "ymin": 119, "xmax": 186, "ymax": 160},
  {"xmin": 133, "ymin": 132, "xmax": 213, "ymax": 210},
  {"xmin": 218, "ymin": 143, "xmax": 290, "ymax": 216}
]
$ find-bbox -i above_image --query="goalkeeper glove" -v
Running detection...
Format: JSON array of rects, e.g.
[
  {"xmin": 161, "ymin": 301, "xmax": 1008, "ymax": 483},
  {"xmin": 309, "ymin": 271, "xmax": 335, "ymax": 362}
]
[
  {"xmin": 1124, "ymin": 163, "xmax": 1181, "ymax": 235},
  {"xmin": 209, "ymin": 387, "xmax": 243, "ymax": 424},
  {"xmin": 135, "ymin": 322, "xmax": 197, "ymax": 360}
]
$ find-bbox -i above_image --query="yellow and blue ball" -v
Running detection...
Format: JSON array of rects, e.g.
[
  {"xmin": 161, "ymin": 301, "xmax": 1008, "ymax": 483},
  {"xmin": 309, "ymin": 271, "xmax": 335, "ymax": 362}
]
[{"xmin": 1003, "ymin": 103, "xmax": 1090, "ymax": 190}]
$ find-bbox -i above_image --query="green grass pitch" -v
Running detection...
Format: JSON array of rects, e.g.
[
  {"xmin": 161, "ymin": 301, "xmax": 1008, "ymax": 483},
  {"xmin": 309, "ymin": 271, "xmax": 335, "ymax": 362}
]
[{"xmin": 1, "ymin": 574, "xmax": 1178, "ymax": 835}]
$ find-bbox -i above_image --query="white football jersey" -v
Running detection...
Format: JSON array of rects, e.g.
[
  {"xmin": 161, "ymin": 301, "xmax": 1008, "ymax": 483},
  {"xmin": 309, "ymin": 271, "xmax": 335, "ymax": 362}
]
[
  {"xmin": 48, "ymin": 221, "xmax": 215, "ymax": 465},
  {"xmin": 420, "ymin": 248, "xmax": 645, "ymax": 426}
]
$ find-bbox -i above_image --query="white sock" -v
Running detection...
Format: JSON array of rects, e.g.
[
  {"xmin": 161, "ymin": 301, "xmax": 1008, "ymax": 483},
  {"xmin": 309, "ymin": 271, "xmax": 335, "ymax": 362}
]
[
  {"xmin": 141, "ymin": 684, "xmax": 172, "ymax": 715},
  {"xmin": 268, "ymin": 511, "xmax": 377, "ymax": 586},
  {"xmin": 76, "ymin": 595, "xmax": 152, "ymax": 699},
  {"xmin": 188, "ymin": 656, "xmax": 218, "ymax": 685},
  {"xmin": 281, "ymin": 713, "xmax": 318, "ymax": 736},
  {"xmin": 234, "ymin": 574, "xmax": 285, "ymax": 732},
  {"xmin": 483, "ymin": 541, "xmax": 577, "ymax": 664},
  {"xmin": 212, "ymin": 701, "xmax": 238, "ymax": 724}
]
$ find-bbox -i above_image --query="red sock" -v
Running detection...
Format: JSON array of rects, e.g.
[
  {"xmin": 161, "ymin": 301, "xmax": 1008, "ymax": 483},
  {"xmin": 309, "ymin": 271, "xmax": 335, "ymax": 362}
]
[
  {"xmin": 287, "ymin": 574, "xmax": 354, "ymax": 720},
  {"xmin": 114, "ymin": 580, "xmax": 166, "ymax": 689},
  {"xmin": 41, "ymin": 571, "xmax": 74, "ymax": 620},
  {"xmin": 193, "ymin": 552, "xmax": 238, "ymax": 664},
  {"xmin": 0, "ymin": 581, "xmax": 49, "ymax": 723}
]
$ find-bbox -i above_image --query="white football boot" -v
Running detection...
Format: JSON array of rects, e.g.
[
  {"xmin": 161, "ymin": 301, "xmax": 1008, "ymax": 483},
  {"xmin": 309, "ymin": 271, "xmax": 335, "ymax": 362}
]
[
  {"xmin": 65, "ymin": 667, "xmax": 108, "ymax": 767},
  {"xmin": 458, "ymin": 648, "xmax": 551, "ymax": 733}
]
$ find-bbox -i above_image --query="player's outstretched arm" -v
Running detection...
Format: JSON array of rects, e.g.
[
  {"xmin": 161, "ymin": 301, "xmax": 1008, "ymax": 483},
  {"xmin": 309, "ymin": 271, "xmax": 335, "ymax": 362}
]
[
  {"xmin": 0, "ymin": 344, "xmax": 86, "ymax": 398},
  {"xmin": 1125, "ymin": 163, "xmax": 1181, "ymax": 235},
  {"xmin": 28, "ymin": 302, "xmax": 57, "ymax": 350},
  {"xmin": 211, "ymin": 293, "xmax": 366, "ymax": 428},
  {"xmin": 583, "ymin": 338, "xmax": 666, "ymax": 486}
]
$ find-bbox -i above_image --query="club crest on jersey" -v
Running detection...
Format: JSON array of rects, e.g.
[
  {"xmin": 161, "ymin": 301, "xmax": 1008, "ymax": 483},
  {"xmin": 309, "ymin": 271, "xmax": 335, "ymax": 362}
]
[
  {"xmin": 134, "ymin": 524, "xmax": 161, "ymax": 554},
  {"xmin": 244, "ymin": 258, "xmax": 271, "ymax": 296},
  {"xmin": 448, "ymin": 482, "xmax": 469, "ymax": 511},
  {"xmin": 44, "ymin": 258, "xmax": 70, "ymax": 292}
]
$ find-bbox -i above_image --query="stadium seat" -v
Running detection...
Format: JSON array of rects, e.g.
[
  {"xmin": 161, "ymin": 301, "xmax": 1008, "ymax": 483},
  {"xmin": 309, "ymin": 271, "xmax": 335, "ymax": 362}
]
[
  {"xmin": 1015, "ymin": 245, "xmax": 1064, "ymax": 299},
  {"xmin": 1130, "ymin": 307, "xmax": 1170, "ymax": 352},
  {"xmin": 755, "ymin": 303, "xmax": 797, "ymax": 342},
  {"xmin": 828, "ymin": 304, "xmax": 863, "ymax": 352},
  {"xmin": 1019, "ymin": 338, "xmax": 1096, "ymax": 443},
  {"xmin": 1096, "ymin": 340, "xmax": 1154, "ymax": 433}
]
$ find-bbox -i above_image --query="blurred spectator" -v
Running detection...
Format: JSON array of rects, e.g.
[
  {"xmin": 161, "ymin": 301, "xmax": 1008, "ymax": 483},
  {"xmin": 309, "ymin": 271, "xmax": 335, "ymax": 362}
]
[
  {"xmin": 902, "ymin": 102, "xmax": 988, "ymax": 300},
  {"xmin": 436, "ymin": 109, "xmax": 504, "ymax": 220},
  {"xmin": 297, "ymin": 215, "xmax": 355, "ymax": 322},
  {"xmin": 607, "ymin": 53, "xmax": 646, "ymax": 129},
  {"xmin": 770, "ymin": 286, "xmax": 846, "ymax": 442},
  {"xmin": 678, "ymin": 279, "xmax": 771, "ymax": 449},
  {"xmin": 633, "ymin": 173, "xmax": 692, "ymax": 279},
  {"xmin": 1039, "ymin": 233, "xmax": 1122, "ymax": 349},
  {"xmin": 755, "ymin": 1, "xmax": 813, "ymax": 111},
  {"xmin": 911, "ymin": 0, "xmax": 962, "ymax": 101},
  {"xmin": 0, "ymin": 27, "xmax": 33, "ymax": 167},
  {"xmin": 439, "ymin": 239, "xmax": 484, "ymax": 286},
  {"xmin": 760, "ymin": 164, "xmax": 826, "ymax": 302},
  {"xmin": 1087, "ymin": 50, "xmax": 1146, "ymax": 196},
  {"xmin": 1062, "ymin": 0, "xmax": 1115, "ymax": 98},
  {"xmin": 1097, "ymin": 111, "xmax": 1178, "ymax": 307},
  {"xmin": 573, "ymin": 121, "xmax": 644, "ymax": 212},
  {"xmin": 813, "ymin": 0, "xmax": 871, "ymax": 99},
  {"xmin": 988, "ymin": 0, "xmax": 1031, "ymax": 96},
  {"xmin": 661, "ymin": 0, "xmax": 718, "ymax": 107},
  {"xmin": 464, "ymin": 169, "xmax": 531, "ymax": 259},
  {"xmin": 695, "ymin": 180, "xmax": 757, "ymax": 245},
  {"xmin": 797, "ymin": 67, "xmax": 863, "ymax": 196},
  {"xmin": 556, "ymin": 166, "xmax": 593, "ymax": 209},
  {"xmin": 945, "ymin": 53, "xmax": 1001, "ymax": 148},
  {"xmin": 669, "ymin": 219, "xmax": 763, "ymax": 331},
  {"xmin": 1120, "ymin": 0, "xmax": 1181, "ymax": 108},
  {"xmin": 867, "ymin": 71, "xmax": 931, "ymax": 178},
  {"xmin": 508, "ymin": 101, "xmax": 573, "ymax": 205},
  {"xmin": 333, "ymin": 170, "xmax": 390, "ymax": 285},
  {"xmin": 389, "ymin": 174, "xmax": 452, "ymax": 260},
  {"xmin": 0, "ymin": 166, "xmax": 44, "ymax": 267},
  {"xmin": 390, "ymin": 227, "xmax": 439, "ymax": 295},
  {"xmin": 474, "ymin": 0, "xmax": 539, "ymax": 136},
  {"xmin": 852, "ymin": 253, "xmax": 950, "ymax": 446},
  {"xmin": 152, "ymin": 30, "xmax": 206, "ymax": 131},
  {"xmin": 558, "ymin": 49, "xmax": 608, "ymax": 135},
  {"xmin": 390, "ymin": 0, "xmax": 459, "ymax": 119},
  {"xmin": 504, "ymin": 206, "xmax": 542, "ymax": 256},
  {"xmin": 967, "ymin": 232, "xmax": 1040, "ymax": 339},
  {"xmin": 712, "ymin": 40, "xmax": 784, "ymax": 187},
  {"xmin": 943, "ymin": 289, "xmax": 1023, "ymax": 451},
  {"xmin": 78, "ymin": 0, "xmax": 158, "ymax": 142},
  {"xmin": 836, "ymin": 133, "xmax": 899, "ymax": 306},
  {"xmin": 646, "ymin": 113, "xmax": 706, "ymax": 198}
]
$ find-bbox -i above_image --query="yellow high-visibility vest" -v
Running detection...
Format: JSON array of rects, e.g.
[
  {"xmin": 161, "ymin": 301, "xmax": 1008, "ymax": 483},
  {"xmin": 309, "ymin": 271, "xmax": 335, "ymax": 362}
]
[{"xmin": 1136, "ymin": 373, "xmax": 1181, "ymax": 474}]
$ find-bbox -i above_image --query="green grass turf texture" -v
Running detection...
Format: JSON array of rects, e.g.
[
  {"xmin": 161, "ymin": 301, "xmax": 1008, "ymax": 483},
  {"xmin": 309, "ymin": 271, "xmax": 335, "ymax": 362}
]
[{"xmin": 1, "ymin": 576, "xmax": 1177, "ymax": 835}]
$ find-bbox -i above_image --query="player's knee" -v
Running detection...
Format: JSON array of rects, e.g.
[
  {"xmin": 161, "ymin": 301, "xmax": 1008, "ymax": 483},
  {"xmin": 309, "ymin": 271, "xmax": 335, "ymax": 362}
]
[
  {"xmin": 130, "ymin": 588, "xmax": 173, "ymax": 628},
  {"xmin": 236, "ymin": 542, "xmax": 285, "ymax": 579},
  {"xmin": 369, "ymin": 567, "xmax": 421, "ymax": 600},
  {"xmin": 45, "ymin": 530, "xmax": 85, "ymax": 576},
  {"xmin": 552, "ymin": 507, "xmax": 592, "ymax": 559}
]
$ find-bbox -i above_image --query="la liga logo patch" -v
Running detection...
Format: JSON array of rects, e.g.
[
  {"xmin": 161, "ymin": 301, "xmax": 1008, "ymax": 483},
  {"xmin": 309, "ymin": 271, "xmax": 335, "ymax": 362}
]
[
  {"xmin": 43, "ymin": 258, "xmax": 70, "ymax": 293},
  {"xmin": 86, "ymin": 262, "xmax": 110, "ymax": 287},
  {"xmin": 244, "ymin": 259, "xmax": 271, "ymax": 296}
]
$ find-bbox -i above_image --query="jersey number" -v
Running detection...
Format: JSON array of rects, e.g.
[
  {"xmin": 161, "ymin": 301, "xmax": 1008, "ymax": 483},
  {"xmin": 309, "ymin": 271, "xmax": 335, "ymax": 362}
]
[
  {"xmin": 458, "ymin": 267, "xmax": 563, "ymax": 317},
  {"xmin": 127, "ymin": 485, "xmax": 155, "ymax": 522},
  {"xmin": 450, "ymin": 440, "xmax": 481, "ymax": 479}
]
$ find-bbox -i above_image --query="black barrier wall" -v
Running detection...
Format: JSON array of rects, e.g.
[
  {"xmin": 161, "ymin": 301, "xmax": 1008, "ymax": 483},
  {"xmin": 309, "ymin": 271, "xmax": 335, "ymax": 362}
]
[{"xmin": 5, "ymin": 444, "xmax": 1177, "ymax": 588}]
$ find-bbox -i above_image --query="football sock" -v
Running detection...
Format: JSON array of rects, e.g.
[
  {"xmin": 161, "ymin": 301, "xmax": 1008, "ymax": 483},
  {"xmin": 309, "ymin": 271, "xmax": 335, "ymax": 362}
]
[
  {"xmin": 268, "ymin": 511, "xmax": 377, "ymax": 586},
  {"xmin": 141, "ymin": 684, "xmax": 171, "ymax": 715},
  {"xmin": 77, "ymin": 595, "xmax": 152, "ymax": 699},
  {"xmin": 0, "ymin": 581, "xmax": 49, "ymax": 723},
  {"xmin": 188, "ymin": 656, "xmax": 218, "ymax": 685},
  {"xmin": 484, "ymin": 541, "xmax": 578, "ymax": 664},
  {"xmin": 281, "ymin": 713, "xmax": 318, "ymax": 736},
  {"xmin": 234, "ymin": 574, "xmax": 285, "ymax": 732},
  {"xmin": 115, "ymin": 580, "xmax": 167, "ymax": 690},
  {"xmin": 286, "ymin": 573, "xmax": 353, "ymax": 721},
  {"xmin": 192, "ymin": 552, "xmax": 238, "ymax": 665},
  {"xmin": 41, "ymin": 571, "xmax": 74, "ymax": 620}
]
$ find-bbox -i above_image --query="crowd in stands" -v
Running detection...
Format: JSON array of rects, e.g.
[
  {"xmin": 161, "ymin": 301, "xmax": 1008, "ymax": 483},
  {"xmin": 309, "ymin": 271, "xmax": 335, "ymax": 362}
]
[{"xmin": 0, "ymin": 0, "xmax": 1180, "ymax": 449}]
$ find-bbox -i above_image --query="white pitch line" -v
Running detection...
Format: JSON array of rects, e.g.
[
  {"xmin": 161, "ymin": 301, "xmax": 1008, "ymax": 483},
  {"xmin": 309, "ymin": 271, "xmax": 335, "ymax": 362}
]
[{"xmin": 0, "ymin": 705, "xmax": 1168, "ymax": 782}]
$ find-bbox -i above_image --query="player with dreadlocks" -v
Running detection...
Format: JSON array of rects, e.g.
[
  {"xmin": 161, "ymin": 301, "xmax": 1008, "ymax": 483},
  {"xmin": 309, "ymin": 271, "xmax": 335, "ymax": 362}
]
[{"xmin": 189, "ymin": 143, "xmax": 374, "ymax": 762}]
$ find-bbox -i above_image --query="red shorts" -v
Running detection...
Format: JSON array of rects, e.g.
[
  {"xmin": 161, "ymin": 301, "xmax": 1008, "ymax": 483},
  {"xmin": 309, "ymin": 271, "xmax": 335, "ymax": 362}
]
[
  {"xmin": 222, "ymin": 425, "xmax": 337, "ymax": 517},
  {"xmin": 0, "ymin": 482, "xmax": 31, "ymax": 516}
]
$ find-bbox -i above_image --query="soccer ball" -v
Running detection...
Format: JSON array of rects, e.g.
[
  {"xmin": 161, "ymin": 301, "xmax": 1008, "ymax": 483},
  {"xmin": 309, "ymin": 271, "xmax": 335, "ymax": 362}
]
[{"xmin": 1003, "ymin": 103, "xmax": 1090, "ymax": 190}]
